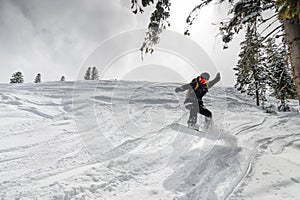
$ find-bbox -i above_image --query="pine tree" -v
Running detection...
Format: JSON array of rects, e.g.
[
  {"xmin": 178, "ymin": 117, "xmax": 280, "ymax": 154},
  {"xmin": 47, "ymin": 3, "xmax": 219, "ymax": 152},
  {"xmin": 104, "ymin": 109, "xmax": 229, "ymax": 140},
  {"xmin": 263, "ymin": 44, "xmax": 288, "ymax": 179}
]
[
  {"xmin": 60, "ymin": 76, "xmax": 65, "ymax": 82},
  {"xmin": 234, "ymin": 25, "xmax": 267, "ymax": 106},
  {"xmin": 84, "ymin": 67, "xmax": 91, "ymax": 80},
  {"xmin": 265, "ymin": 38, "xmax": 297, "ymax": 111},
  {"xmin": 132, "ymin": 0, "xmax": 300, "ymax": 105},
  {"xmin": 10, "ymin": 71, "xmax": 24, "ymax": 84},
  {"xmin": 34, "ymin": 73, "xmax": 41, "ymax": 83},
  {"xmin": 91, "ymin": 67, "xmax": 99, "ymax": 80}
]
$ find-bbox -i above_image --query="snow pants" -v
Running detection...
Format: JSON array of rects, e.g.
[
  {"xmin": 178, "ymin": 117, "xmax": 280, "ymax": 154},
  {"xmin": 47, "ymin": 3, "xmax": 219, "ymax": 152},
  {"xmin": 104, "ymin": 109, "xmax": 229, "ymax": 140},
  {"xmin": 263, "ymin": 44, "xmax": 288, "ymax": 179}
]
[{"xmin": 184, "ymin": 99, "xmax": 212, "ymax": 124}]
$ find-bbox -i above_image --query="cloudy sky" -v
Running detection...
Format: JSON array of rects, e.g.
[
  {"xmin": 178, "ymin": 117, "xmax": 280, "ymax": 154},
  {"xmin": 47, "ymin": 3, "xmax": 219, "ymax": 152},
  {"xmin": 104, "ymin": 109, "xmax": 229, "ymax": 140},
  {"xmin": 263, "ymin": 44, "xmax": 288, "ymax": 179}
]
[{"xmin": 0, "ymin": 0, "xmax": 242, "ymax": 85}]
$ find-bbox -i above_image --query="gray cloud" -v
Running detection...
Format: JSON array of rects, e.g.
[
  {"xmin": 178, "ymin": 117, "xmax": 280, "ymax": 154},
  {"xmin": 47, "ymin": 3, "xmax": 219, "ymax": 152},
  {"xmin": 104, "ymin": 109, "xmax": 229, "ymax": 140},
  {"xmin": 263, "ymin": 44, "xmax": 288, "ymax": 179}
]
[
  {"xmin": 0, "ymin": 0, "xmax": 238, "ymax": 86},
  {"xmin": 0, "ymin": 0, "xmax": 139, "ymax": 82}
]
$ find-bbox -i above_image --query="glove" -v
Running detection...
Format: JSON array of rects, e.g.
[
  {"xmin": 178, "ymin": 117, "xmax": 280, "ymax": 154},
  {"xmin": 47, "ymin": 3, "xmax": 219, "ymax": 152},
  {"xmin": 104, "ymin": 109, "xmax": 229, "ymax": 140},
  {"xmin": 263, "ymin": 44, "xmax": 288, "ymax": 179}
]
[
  {"xmin": 216, "ymin": 72, "xmax": 221, "ymax": 80},
  {"xmin": 175, "ymin": 87, "xmax": 183, "ymax": 93}
]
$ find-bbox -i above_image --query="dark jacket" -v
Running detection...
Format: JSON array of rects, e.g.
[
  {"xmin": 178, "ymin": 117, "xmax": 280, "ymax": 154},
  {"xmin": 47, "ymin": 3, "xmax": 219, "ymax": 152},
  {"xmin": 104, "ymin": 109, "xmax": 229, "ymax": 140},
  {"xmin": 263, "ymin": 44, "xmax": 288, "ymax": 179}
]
[{"xmin": 178, "ymin": 74, "xmax": 221, "ymax": 103}]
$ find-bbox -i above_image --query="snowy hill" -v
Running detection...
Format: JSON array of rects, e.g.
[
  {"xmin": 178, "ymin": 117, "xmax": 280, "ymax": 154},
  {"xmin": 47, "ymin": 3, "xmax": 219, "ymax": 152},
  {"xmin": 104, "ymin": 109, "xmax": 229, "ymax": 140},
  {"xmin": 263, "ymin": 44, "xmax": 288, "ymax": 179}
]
[{"xmin": 0, "ymin": 81, "xmax": 299, "ymax": 199}]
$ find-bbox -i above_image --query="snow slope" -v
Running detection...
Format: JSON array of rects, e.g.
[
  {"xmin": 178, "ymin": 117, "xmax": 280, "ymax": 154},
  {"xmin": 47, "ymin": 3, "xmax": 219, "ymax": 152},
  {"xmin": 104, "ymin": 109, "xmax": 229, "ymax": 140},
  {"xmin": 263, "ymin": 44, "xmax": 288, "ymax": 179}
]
[{"xmin": 0, "ymin": 81, "xmax": 299, "ymax": 200}]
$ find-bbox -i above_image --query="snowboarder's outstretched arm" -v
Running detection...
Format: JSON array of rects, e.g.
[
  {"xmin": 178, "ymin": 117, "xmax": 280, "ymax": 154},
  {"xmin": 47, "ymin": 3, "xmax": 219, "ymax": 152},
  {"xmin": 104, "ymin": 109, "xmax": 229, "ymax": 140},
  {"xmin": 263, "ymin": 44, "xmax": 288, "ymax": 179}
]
[
  {"xmin": 207, "ymin": 73, "xmax": 221, "ymax": 88},
  {"xmin": 175, "ymin": 73, "xmax": 221, "ymax": 92},
  {"xmin": 175, "ymin": 78, "xmax": 197, "ymax": 92}
]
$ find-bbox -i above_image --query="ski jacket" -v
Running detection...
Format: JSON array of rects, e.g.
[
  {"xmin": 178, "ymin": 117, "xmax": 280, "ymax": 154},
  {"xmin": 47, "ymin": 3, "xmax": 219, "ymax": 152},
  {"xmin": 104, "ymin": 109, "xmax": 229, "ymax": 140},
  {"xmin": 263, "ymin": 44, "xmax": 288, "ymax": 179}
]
[
  {"xmin": 178, "ymin": 73, "xmax": 221, "ymax": 102},
  {"xmin": 181, "ymin": 76, "xmax": 208, "ymax": 101}
]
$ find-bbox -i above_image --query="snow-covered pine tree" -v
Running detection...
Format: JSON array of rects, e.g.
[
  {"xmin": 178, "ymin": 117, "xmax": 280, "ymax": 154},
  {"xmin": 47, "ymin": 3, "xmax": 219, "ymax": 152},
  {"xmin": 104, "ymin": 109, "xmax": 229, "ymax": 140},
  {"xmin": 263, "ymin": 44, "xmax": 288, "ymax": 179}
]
[
  {"xmin": 84, "ymin": 67, "xmax": 91, "ymax": 80},
  {"xmin": 60, "ymin": 76, "xmax": 65, "ymax": 82},
  {"xmin": 91, "ymin": 67, "xmax": 99, "ymax": 80},
  {"xmin": 34, "ymin": 73, "xmax": 41, "ymax": 83},
  {"xmin": 234, "ymin": 24, "xmax": 267, "ymax": 106},
  {"xmin": 10, "ymin": 71, "xmax": 24, "ymax": 84},
  {"xmin": 132, "ymin": 0, "xmax": 300, "ymax": 105},
  {"xmin": 265, "ymin": 38, "xmax": 297, "ymax": 111}
]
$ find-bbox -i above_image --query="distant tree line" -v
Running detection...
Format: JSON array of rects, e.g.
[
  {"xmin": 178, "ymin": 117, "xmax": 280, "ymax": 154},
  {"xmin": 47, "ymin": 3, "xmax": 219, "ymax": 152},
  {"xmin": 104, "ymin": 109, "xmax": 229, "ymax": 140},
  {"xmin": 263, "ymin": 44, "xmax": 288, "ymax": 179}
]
[
  {"xmin": 9, "ymin": 72, "xmax": 66, "ymax": 84},
  {"xmin": 9, "ymin": 66, "xmax": 100, "ymax": 84}
]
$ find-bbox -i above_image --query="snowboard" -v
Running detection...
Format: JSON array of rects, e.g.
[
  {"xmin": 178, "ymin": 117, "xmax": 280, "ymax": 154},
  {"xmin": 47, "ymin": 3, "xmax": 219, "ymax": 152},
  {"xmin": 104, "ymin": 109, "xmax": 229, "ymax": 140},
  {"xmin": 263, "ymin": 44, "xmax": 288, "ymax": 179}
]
[{"xmin": 170, "ymin": 123, "xmax": 220, "ymax": 140}]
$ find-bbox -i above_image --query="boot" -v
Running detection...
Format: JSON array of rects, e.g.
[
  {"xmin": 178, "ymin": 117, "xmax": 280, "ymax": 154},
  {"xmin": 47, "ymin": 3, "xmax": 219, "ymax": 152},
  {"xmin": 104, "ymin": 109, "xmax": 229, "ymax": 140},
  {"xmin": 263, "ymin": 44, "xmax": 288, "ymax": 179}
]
[
  {"xmin": 204, "ymin": 117, "xmax": 213, "ymax": 131},
  {"xmin": 188, "ymin": 123, "xmax": 200, "ymax": 131}
]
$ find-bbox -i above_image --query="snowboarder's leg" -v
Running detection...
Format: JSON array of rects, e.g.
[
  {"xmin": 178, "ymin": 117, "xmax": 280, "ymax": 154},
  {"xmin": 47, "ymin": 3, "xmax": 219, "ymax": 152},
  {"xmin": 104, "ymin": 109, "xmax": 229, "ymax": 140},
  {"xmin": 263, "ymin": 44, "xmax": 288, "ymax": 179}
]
[
  {"xmin": 185, "ymin": 101, "xmax": 199, "ymax": 126},
  {"xmin": 198, "ymin": 103, "xmax": 212, "ymax": 130},
  {"xmin": 198, "ymin": 104, "xmax": 212, "ymax": 118}
]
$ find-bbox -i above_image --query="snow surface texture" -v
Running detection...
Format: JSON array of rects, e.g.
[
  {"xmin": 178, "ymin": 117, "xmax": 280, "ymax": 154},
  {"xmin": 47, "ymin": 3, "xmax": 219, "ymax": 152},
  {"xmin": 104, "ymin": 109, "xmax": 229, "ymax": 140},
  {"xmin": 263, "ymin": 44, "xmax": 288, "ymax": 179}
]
[{"xmin": 0, "ymin": 81, "xmax": 299, "ymax": 199}]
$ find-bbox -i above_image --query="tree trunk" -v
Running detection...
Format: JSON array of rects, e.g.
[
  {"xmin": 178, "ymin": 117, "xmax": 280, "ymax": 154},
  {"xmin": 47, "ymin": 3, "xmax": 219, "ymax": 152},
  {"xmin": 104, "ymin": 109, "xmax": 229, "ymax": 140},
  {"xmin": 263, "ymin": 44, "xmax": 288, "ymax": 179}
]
[
  {"xmin": 255, "ymin": 82, "xmax": 260, "ymax": 106},
  {"xmin": 283, "ymin": 18, "xmax": 300, "ymax": 105}
]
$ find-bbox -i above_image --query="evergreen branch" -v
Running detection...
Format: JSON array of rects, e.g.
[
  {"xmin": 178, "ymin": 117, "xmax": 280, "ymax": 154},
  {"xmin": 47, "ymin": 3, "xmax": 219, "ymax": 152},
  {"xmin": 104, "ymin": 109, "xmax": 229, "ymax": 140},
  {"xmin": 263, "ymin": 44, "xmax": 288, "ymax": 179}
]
[
  {"xmin": 260, "ymin": 19, "xmax": 280, "ymax": 35},
  {"xmin": 259, "ymin": 13, "xmax": 278, "ymax": 26},
  {"xmin": 277, "ymin": 83, "xmax": 288, "ymax": 97},
  {"xmin": 184, "ymin": 0, "xmax": 214, "ymax": 35},
  {"xmin": 262, "ymin": 25, "xmax": 283, "ymax": 41},
  {"xmin": 278, "ymin": 67, "xmax": 285, "ymax": 88}
]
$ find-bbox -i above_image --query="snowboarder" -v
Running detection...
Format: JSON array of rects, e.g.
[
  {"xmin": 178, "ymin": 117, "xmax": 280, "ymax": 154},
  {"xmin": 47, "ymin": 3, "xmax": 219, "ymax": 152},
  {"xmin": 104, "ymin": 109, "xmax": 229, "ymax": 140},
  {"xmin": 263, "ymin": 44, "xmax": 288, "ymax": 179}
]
[{"xmin": 175, "ymin": 72, "xmax": 221, "ymax": 130}]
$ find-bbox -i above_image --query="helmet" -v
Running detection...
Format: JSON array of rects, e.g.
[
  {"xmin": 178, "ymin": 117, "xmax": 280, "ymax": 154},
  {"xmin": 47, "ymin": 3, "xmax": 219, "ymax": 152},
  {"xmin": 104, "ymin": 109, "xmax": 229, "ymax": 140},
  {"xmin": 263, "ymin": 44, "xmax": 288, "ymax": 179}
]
[{"xmin": 200, "ymin": 72, "xmax": 210, "ymax": 80}]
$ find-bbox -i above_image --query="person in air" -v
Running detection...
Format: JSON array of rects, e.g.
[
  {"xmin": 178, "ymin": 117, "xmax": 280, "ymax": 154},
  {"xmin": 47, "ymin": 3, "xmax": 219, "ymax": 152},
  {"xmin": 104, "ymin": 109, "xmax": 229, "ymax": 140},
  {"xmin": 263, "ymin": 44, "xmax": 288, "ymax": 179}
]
[{"xmin": 175, "ymin": 72, "xmax": 221, "ymax": 130}]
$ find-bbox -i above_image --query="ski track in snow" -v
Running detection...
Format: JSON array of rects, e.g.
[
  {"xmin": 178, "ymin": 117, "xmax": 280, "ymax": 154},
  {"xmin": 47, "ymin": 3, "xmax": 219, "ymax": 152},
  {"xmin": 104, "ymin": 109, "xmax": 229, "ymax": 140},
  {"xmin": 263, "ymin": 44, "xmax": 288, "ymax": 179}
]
[{"xmin": 0, "ymin": 81, "xmax": 299, "ymax": 199}]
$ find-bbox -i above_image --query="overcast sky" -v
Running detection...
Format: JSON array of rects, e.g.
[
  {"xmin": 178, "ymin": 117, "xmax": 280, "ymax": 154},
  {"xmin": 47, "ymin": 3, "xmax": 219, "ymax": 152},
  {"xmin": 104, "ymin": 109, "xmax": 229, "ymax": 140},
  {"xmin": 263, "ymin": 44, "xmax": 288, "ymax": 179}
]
[{"xmin": 0, "ymin": 0, "xmax": 242, "ymax": 86}]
